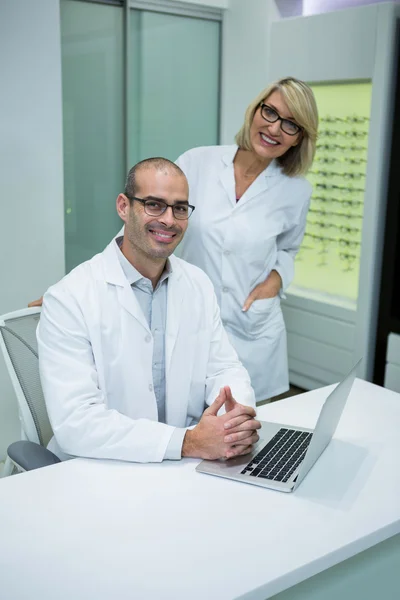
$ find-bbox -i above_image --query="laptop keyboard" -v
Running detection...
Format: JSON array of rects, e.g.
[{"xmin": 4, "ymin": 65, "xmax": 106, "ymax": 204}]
[{"xmin": 241, "ymin": 428, "xmax": 312, "ymax": 483}]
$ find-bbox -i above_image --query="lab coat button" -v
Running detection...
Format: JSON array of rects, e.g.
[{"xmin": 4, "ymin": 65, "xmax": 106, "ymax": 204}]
[
  {"xmin": 222, "ymin": 287, "xmax": 229, "ymax": 293},
  {"xmin": 145, "ymin": 334, "xmax": 151, "ymax": 343},
  {"xmin": 149, "ymin": 383, "xmax": 154, "ymax": 392},
  {"xmin": 223, "ymin": 250, "xmax": 231, "ymax": 256}
]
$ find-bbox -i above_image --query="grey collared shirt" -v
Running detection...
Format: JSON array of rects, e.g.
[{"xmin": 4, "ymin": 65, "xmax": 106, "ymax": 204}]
[{"xmin": 116, "ymin": 237, "xmax": 186, "ymax": 459}]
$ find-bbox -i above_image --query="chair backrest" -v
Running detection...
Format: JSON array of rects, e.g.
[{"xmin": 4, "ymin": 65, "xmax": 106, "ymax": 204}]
[{"xmin": 0, "ymin": 308, "xmax": 53, "ymax": 447}]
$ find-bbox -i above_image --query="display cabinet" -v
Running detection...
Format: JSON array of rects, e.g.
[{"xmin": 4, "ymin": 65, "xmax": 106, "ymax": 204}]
[
  {"xmin": 268, "ymin": 2, "xmax": 400, "ymax": 388},
  {"xmin": 374, "ymin": 26, "xmax": 400, "ymax": 393}
]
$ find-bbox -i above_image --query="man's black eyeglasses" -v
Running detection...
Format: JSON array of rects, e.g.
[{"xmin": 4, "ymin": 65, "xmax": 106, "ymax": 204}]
[
  {"xmin": 259, "ymin": 103, "xmax": 302, "ymax": 136},
  {"xmin": 128, "ymin": 196, "xmax": 195, "ymax": 220}
]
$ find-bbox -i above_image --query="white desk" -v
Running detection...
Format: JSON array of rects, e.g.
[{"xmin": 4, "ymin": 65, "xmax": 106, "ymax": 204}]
[{"xmin": 0, "ymin": 379, "xmax": 399, "ymax": 600}]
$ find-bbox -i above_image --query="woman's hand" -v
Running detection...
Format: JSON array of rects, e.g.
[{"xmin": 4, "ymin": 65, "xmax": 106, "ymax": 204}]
[
  {"xmin": 28, "ymin": 297, "xmax": 43, "ymax": 308},
  {"xmin": 242, "ymin": 270, "xmax": 282, "ymax": 312}
]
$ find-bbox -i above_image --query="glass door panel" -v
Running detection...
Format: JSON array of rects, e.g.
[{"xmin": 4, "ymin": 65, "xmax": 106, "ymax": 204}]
[
  {"xmin": 129, "ymin": 10, "xmax": 220, "ymax": 165},
  {"xmin": 61, "ymin": 0, "xmax": 124, "ymax": 272}
]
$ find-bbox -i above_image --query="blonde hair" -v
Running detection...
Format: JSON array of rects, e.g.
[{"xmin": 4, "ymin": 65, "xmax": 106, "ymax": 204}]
[{"xmin": 235, "ymin": 77, "xmax": 319, "ymax": 177}]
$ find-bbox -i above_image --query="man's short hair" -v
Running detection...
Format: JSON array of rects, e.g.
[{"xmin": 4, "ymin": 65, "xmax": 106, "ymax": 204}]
[{"xmin": 124, "ymin": 157, "xmax": 185, "ymax": 199}]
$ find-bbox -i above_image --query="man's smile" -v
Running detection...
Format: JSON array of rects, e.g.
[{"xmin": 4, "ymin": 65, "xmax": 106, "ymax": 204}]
[{"xmin": 148, "ymin": 227, "xmax": 179, "ymax": 243}]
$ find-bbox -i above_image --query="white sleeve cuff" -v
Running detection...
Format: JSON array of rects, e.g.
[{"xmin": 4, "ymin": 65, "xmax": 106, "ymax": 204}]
[{"xmin": 164, "ymin": 427, "xmax": 187, "ymax": 460}]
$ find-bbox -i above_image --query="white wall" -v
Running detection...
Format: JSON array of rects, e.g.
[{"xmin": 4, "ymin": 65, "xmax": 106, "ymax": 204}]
[
  {"xmin": 384, "ymin": 334, "xmax": 400, "ymax": 393},
  {"xmin": 220, "ymin": 0, "xmax": 280, "ymax": 144},
  {"xmin": 0, "ymin": 0, "xmax": 65, "ymax": 461},
  {"xmin": 269, "ymin": 5, "xmax": 377, "ymax": 81},
  {"xmin": 173, "ymin": 0, "xmax": 281, "ymax": 144},
  {"xmin": 303, "ymin": 0, "xmax": 400, "ymax": 14},
  {"xmin": 178, "ymin": 0, "xmax": 229, "ymax": 7}
]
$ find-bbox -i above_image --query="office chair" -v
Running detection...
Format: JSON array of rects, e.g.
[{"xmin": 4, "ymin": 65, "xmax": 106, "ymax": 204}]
[{"xmin": 0, "ymin": 308, "xmax": 60, "ymax": 476}]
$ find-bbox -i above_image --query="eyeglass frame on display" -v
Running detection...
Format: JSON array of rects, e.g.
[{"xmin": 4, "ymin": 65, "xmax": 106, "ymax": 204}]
[
  {"xmin": 310, "ymin": 169, "xmax": 365, "ymax": 179},
  {"xmin": 319, "ymin": 115, "xmax": 370, "ymax": 124},
  {"xmin": 312, "ymin": 195, "xmax": 364, "ymax": 207},
  {"xmin": 314, "ymin": 156, "xmax": 367, "ymax": 164},
  {"xmin": 318, "ymin": 129, "xmax": 368, "ymax": 138},
  {"xmin": 315, "ymin": 183, "xmax": 364, "ymax": 193},
  {"xmin": 309, "ymin": 220, "xmax": 361, "ymax": 236},
  {"xmin": 316, "ymin": 143, "xmax": 367, "ymax": 152},
  {"xmin": 309, "ymin": 207, "xmax": 363, "ymax": 220}
]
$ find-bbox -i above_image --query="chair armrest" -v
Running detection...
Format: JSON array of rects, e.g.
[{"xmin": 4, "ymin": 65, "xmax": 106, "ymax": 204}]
[{"xmin": 7, "ymin": 440, "xmax": 61, "ymax": 472}]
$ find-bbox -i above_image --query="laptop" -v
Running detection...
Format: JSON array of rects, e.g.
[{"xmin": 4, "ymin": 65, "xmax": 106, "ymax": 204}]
[{"xmin": 196, "ymin": 359, "xmax": 361, "ymax": 493}]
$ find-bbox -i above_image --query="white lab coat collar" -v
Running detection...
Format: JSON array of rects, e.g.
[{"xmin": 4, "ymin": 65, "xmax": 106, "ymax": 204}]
[
  {"xmin": 221, "ymin": 145, "xmax": 239, "ymax": 167},
  {"xmin": 114, "ymin": 235, "xmax": 172, "ymax": 288},
  {"xmin": 220, "ymin": 145, "xmax": 282, "ymax": 207},
  {"xmin": 221, "ymin": 145, "xmax": 282, "ymax": 178},
  {"xmin": 101, "ymin": 239, "xmax": 182, "ymax": 335},
  {"xmin": 102, "ymin": 238, "xmax": 181, "ymax": 286}
]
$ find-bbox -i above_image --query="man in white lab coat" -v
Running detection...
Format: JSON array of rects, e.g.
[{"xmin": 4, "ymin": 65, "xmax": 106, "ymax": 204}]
[{"xmin": 38, "ymin": 158, "xmax": 259, "ymax": 463}]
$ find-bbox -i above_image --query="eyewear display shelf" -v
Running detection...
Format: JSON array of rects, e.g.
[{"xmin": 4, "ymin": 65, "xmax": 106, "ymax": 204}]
[
  {"xmin": 298, "ymin": 83, "xmax": 370, "ymax": 302},
  {"xmin": 268, "ymin": 2, "xmax": 400, "ymax": 390}
]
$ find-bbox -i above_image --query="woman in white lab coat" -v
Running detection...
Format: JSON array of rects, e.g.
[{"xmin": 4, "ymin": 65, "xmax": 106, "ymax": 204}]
[{"xmin": 176, "ymin": 77, "xmax": 318, "ymax": 402}]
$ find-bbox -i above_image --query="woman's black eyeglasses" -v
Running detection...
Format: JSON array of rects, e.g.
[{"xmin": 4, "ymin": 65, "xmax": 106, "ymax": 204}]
[{"xmin": 259, "ymin": 103, "xmax": 302, "ymax": 136}]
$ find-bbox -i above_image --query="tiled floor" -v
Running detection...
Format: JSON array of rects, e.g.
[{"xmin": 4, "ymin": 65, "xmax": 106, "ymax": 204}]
[{"xmin": 257, "ymin": 385, "xmax": 305, "ymax": 407}]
